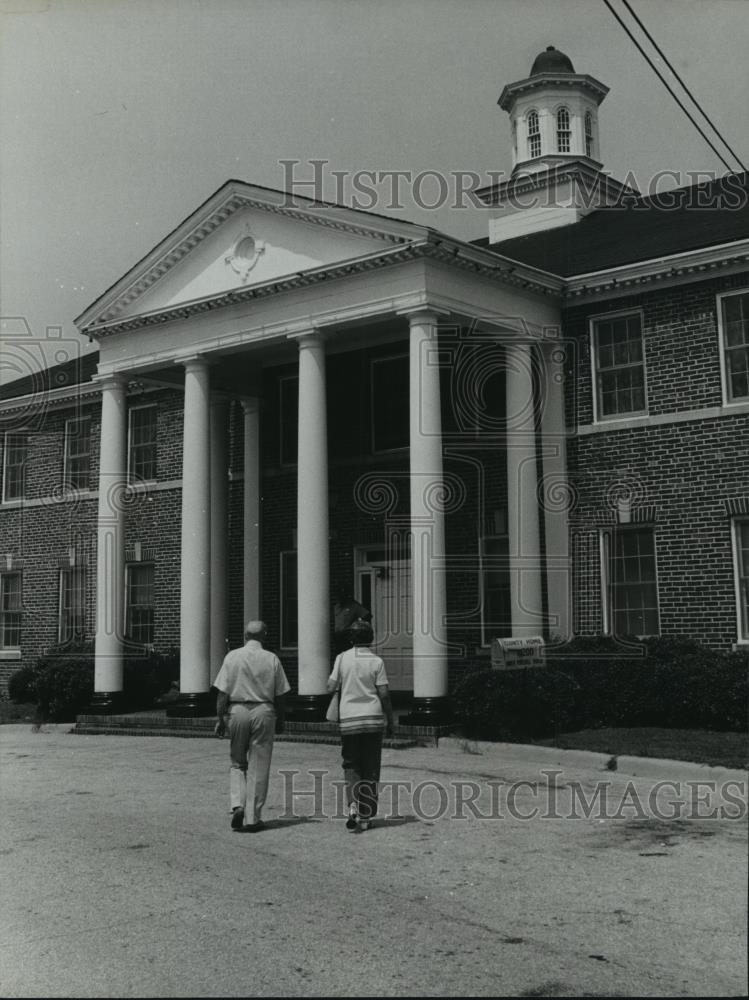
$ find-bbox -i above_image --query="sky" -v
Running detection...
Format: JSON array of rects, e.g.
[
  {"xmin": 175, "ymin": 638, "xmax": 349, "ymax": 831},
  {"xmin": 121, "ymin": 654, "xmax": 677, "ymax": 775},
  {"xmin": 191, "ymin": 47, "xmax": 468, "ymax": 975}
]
[{"xmin": 1, "ymin": 0, "xmax": 748, "ymax": 383}]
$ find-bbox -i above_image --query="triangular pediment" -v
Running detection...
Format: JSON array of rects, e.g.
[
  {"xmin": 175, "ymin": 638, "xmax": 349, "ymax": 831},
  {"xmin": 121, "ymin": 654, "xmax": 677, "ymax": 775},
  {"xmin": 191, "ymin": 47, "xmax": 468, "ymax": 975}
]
[{"xmin": 76, "ymin": 181, "xmax": 426, "ymax": 332}]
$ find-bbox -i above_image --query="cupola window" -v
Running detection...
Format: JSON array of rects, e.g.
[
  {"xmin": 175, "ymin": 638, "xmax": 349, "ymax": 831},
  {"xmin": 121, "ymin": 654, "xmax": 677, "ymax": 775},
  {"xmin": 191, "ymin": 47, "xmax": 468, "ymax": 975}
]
[
  {"xmin": 527, "ymin": 111, "xmax": 541, "ymax": 159},
  {"xmin": 585, "ymin": 112, "xmax": 594, "ymax": 158},
  {"xmin": 556, "ymin": 107, "xmax": 571, "ymax": 153}
]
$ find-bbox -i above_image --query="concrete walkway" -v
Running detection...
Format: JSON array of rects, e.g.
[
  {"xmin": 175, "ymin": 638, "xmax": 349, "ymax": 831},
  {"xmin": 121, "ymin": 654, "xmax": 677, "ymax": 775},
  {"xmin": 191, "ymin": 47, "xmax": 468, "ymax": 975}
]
[{"xmin": 0, "ymin": 724, "xmax": 746, "ymax": 997}]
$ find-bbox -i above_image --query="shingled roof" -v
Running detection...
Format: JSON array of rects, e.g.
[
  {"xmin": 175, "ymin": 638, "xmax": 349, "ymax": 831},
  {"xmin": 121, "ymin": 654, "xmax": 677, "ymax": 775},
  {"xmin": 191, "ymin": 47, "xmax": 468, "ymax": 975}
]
[
  {"xmin": 0, "ymin": 349, "xmax": 99, "ymax": 402},
  {"xmin": 475, "ymin": 173, "xmax": 749, "ymax": 277}
]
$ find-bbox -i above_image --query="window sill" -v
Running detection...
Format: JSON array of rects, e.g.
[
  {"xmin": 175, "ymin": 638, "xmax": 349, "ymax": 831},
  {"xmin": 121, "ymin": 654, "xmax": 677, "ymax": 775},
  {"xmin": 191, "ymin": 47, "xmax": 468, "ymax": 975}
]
[{"xmin": 0, "ymin": 649, "xmax": 22, "ymax": 660}]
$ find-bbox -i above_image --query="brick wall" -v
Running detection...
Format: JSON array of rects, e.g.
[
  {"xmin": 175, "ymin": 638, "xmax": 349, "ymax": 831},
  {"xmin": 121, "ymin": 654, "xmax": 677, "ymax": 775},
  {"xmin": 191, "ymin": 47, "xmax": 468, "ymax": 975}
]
[{"xmin": 564, "ymin": 270, "xmax": 749, "ymax": 649}]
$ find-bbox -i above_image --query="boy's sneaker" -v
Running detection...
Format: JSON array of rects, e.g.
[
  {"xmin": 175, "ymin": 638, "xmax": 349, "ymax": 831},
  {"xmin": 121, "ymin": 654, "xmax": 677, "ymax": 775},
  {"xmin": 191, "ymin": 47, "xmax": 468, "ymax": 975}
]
[
  {"xmin": 345, "ymin": 807, "xmax": 358, "ymax": 831},
  {"xmin": 231, "ymin": 807, "xmax": 245, "ymax": 831}
]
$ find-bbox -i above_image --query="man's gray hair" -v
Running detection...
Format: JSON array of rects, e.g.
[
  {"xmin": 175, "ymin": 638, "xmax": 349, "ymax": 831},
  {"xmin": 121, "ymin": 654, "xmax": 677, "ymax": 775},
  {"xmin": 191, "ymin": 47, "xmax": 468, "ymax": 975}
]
[{"xmin": 245, "ymin": 620, "xmax": 267, "ymax": 639}]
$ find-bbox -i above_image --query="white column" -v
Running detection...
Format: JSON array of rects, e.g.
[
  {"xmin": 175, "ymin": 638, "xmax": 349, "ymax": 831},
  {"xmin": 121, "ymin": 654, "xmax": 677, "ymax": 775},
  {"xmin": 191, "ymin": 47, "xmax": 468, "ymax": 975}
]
[
  {"xmin": 94, "ymin": 374, "xmax": 128, "ymax": 702},
  {"xmin": 242, "ymin": 398, "xmax": 261, "ymax": 625},
  {"xmin": 540, "ymin": 338, "xmax": 571, "ymax": 640},
  {"xmin": 209, "ymin": 396, "xmax": 229, "ymax": 683},
  {"xmin": 408, "ymin": 310, "xmax": 448, "ymax": 711},
  {"xmin": 296, "ymin": 332, "xmax": 330, "ymax": 705},
  {"xmin": 179, "ymin": 357, "xmax": 211, "ymax": 700},
  {"xmin": 506, "ymin": 340, "xmax": 543, "ymax": 636}
]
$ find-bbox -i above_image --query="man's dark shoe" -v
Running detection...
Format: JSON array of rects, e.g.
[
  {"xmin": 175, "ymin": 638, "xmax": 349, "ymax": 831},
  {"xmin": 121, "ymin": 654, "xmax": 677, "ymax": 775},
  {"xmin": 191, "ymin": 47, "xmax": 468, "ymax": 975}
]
[
  {"xmin": 243, "ymin": 820, "xmax": 265, "ymax": 833},
  {"xmin": 231, "ymin": 807, "xmax": 245, "ymax": 831}
]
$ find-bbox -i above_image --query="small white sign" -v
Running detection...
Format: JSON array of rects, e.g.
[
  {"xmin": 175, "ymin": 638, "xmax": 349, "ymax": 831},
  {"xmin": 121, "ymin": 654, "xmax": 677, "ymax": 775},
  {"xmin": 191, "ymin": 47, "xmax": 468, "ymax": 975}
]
[{"xmin": 491, "ymin": 636, "xmax": 546, "ymax": 671}]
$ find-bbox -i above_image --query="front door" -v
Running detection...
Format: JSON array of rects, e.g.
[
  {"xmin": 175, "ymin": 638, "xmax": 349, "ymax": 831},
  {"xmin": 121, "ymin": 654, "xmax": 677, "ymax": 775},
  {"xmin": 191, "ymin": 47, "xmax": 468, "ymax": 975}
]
[{"xmin": 356, "ymin": 545, "xmax": 413, "ymax": 690}]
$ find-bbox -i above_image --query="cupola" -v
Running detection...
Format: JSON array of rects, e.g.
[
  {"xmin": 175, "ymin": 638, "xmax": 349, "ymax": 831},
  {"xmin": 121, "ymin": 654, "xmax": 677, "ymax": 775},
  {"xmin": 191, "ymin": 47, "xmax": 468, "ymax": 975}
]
[{"xmin": 477, "ymin": 46, "xmax": 637, "ymax": 242}]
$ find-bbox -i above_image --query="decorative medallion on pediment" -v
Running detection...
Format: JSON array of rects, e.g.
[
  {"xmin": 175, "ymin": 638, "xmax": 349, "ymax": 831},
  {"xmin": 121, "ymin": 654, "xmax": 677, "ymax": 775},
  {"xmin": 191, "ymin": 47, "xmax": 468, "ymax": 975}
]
[{"xmin": 224, "ymin": 224, "xmax": 267, "ymax": 283}]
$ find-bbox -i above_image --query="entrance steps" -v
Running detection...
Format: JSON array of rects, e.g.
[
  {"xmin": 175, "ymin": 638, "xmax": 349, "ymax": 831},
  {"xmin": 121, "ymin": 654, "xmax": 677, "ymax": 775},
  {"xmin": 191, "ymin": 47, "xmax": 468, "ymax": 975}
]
[{"xmin": 72, "ymin": 710, "xmax": 448, "ymax": 748}]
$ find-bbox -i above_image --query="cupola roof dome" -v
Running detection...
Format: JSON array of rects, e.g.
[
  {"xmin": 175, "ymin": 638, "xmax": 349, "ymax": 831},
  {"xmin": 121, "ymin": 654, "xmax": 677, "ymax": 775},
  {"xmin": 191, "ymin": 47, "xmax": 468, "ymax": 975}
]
[{"xmin": 530, "ymin": 45, "xmax": 575, "ymax": 75}]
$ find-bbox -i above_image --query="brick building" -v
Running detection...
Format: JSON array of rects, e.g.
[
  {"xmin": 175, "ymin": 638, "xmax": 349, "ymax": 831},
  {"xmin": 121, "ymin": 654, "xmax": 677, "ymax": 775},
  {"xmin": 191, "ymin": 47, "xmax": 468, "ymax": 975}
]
[{"xmin": 1, "ymin": 47, "xmax": 748, "ymax": 718}]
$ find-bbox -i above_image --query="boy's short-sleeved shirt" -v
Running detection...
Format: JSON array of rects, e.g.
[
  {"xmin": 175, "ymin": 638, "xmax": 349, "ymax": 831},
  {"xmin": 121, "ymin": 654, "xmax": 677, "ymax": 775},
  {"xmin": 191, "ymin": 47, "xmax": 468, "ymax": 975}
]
[{"xmin": 214, "ymin": 640, "xmax": 290, "ymax": 704}]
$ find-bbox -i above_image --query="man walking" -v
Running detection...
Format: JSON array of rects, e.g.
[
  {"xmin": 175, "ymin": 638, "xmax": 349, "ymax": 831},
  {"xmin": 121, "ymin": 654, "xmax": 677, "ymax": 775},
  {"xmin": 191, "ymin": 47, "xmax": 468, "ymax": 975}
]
[{"xmin": 214, "ymin": 621, "xmax": 290, "ymax": 832}]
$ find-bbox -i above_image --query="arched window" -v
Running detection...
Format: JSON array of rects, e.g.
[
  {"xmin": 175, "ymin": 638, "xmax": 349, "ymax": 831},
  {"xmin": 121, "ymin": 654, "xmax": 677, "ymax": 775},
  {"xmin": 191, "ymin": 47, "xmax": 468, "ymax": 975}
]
[
  {"xmin": 556, "ymin": 107, "xmax": 571, "ymax": 153},
  {"xmin": 527, "ymin": 111, "xmax": 541, "ymax": 159},
  {"xmin": 585, "ymin": 112, "xmax": 594, "ymax": 158}
]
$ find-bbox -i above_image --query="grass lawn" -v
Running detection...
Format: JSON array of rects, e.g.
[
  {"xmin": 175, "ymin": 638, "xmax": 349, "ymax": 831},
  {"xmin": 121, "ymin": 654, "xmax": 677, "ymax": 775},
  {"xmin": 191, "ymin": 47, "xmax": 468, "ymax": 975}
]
[{"xmin": 536, "ymin": 727, "xmax": 748, "ymax": 769}]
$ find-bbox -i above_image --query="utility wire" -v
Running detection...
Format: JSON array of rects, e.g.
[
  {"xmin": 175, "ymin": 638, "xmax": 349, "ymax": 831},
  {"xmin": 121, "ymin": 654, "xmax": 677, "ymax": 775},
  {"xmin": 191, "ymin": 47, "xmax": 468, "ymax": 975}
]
[
  {"xmin": 602, "ymin": 0, "xmax": 738, "ymax": 174},
  {"xmin": 620, "ymin": 0, "xmax": 747, "ymax": 172}
]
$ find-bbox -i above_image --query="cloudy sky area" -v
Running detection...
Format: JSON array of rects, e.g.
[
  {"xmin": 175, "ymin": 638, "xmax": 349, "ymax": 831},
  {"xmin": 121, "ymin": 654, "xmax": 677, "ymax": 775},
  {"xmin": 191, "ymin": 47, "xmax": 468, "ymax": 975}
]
[{"xmin": 1, "ymin": 0, "xmax": 748, "ymax": 382}]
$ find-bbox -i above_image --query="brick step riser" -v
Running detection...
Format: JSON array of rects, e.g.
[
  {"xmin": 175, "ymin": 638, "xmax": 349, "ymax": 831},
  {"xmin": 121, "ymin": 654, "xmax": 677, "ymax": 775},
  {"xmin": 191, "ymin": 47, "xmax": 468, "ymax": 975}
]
[{"xmin": 73, "ymin": 724, "xmax": 418, "ymax": 749}]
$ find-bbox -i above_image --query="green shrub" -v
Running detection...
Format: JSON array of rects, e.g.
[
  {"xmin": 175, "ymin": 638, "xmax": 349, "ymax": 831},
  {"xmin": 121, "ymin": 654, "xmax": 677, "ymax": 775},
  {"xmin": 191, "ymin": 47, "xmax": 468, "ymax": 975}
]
[
  {"xmin": 8, "ymin": 642, "xmax": 181, "ymax": 721},
  {"xmin": 451, "ymin": 667, "xmax": 579, "ymax": 741},
  {"xmin": 453, "ymin": 635, "xmax": 748, "ymax": 740},
  {"xmin": 7, "ymin": 665, "xmax": 38, "ymax": 705}
]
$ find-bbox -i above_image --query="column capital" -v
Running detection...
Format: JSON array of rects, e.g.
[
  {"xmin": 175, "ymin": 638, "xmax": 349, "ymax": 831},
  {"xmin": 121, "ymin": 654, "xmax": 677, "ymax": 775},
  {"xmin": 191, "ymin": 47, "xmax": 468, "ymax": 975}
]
[
  {"xmin": 178, "ymin": 353, "xmax": 213, "ymax": 372},
  {"xmin": 92, "ymin": 372, "xmax": 129, "ymax": 392},
  {"xmin": 397, "ymin": 305, "xmax": 450, "ymax": 325},
  {"xmin": 287, "ymin": 328, "xmax": 325, "ymax": 350}
]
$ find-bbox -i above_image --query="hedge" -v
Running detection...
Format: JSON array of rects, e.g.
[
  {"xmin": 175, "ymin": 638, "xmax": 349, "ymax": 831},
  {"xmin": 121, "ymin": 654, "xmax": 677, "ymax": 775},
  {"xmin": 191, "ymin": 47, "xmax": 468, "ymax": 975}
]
[
  {"xmin": 452, "ymin": 636, "xmax": 748, "ymax": 741},
  {"xmin": 8, "ymin": 642, "xmax": 180, "ymax": 722}
]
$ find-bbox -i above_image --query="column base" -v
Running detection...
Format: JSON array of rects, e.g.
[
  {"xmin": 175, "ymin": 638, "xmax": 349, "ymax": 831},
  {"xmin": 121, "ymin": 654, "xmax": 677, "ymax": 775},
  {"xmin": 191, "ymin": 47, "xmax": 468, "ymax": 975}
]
[
  {"xmin": 166, "ymin": 692, "xmax": 215, "ymax": 718},
  {"xmin": 88, "ymin": 692, "xmax": 126, "ymax": 715},
  {"xmin": 399, "ymin": 696, "xmax": 452, "ymax": 727},
  {"xmin": 286, "ymin": 694, "xmax": 328, "ymax": 722}
]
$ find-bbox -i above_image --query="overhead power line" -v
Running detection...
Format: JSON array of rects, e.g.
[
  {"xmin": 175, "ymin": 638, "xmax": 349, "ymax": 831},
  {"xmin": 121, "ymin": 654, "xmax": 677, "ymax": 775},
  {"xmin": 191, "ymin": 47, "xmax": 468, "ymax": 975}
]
[
  {"xmin": 620, "ymin": 0, "xmax": 747, "ymax": 173},
  {"xmin": 602, "ymin": 0, "xmax": 742, "ymax": 175}
]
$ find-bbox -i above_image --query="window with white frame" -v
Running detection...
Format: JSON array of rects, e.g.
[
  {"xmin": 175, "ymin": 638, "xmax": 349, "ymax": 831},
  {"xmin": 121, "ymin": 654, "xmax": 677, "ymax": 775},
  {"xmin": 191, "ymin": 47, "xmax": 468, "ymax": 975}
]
[
  {"xmin": 592, "ymin": 312, "xmax": 647, "ymax": 419},
  {"xmin": 371, "ymin": 354, "xmax": 409, "ymax": 452},
  {"xmin": 63, "ymin": 416, "xmax": 91, "ymax": 491},
  {"xmin": 128, "ymin": 405, "xmax": 157, "ymax": 481},
  {"xmin": 602, "ymin": 527, "xmax": 660, "ymax": 636},
  {"xmin": 585, "ymin": 111, "xmax": 594, "ymax": 158},
  {"xmin": 59, "ymin": 567, "xmax": 85, "ymax": 643},
  {"xmin": 480, "ymin": 535, "xmax": 511, "ymax": 645},
  {"xmin": 527, "ymin": 110, "xmax": 541, "ymax": 159},
  {"xmin": 732, "ymin": 520, "xmax": 749, "ymax": 640},
  {"xmin": 3, "ymin": 432, "xmax": 27, "ymax": 502},
  {"xmin": 719, "ymin": 290, "xmax": 749, "ymax": 402},
  {"xmin": 280, "ymin": 551, "xmax": 298, "ymax": 648},
  {"xmin": 126, "ymin": 563, "xmax": 155, "ymax": 645},
  {"xmin": 556, "ymin": 107, "xmax": 571, "ymax": 153},
  {"xmin": 0, "ymin": 572, "xmax": 22, "ymax": 648}
]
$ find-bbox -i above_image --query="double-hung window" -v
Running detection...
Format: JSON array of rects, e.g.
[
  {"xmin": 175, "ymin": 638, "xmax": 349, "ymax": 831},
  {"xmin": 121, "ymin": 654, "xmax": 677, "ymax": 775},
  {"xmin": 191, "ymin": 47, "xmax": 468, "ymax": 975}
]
[
  {"xmin": 556, "ymin": 107, "xmax": 571, "ymax": 153},
  {"xmin": 279, "ymin": 376, "xmax": 298, "ymax": 466},
  {"xmin": 601, "ymin": 527, "xmax": 660, "ymax": 636},
  {"xmin": 0, "ymin": 572, "xmax": 22, "ymax": 649},
  {"xmin": 129, "ymin": 405, "xmax": 157, "ymax": 482},
  {"xmin": 59, "ymin": 567, "xmax": 86, "ymax": 643},
  {"xmin": 732, "ymin": 520, "xmax": 749, "ymax": 641},
  {"xmin": 527, "ymin": 110, "xmax": 541, "ymax": 159},
  {"xmin": 371, "ymin": 355, "xmax": 409, "ymax": 452},
  {"xmin": 126, "ymin": 563, "xmax": 155, "ymax": 645},
  {"xmin": 592, "ymin": 312, "xmax": 647, "ymax": 419},
  {"xmin": 2, "ymin": 432, "xmax": 27, "ymax": 502},
  {"xmin": 63, "ymin": 417, "xmax": 91, "ymax": 491},
  {"xmin": 719, "ymin": 290, "xmax": 749, "ymax": 403},
  {"xmin": 585, "ymin": 112, "xmax": 594, "ymax": 158}
]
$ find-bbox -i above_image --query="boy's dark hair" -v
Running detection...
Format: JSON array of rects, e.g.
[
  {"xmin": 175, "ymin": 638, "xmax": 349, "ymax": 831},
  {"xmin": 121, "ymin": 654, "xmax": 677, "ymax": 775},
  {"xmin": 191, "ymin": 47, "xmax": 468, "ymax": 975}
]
[{"xmin": 348, "ymin": 619, "xmax": 374, "ymax": 646}]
